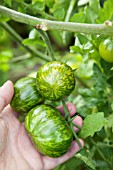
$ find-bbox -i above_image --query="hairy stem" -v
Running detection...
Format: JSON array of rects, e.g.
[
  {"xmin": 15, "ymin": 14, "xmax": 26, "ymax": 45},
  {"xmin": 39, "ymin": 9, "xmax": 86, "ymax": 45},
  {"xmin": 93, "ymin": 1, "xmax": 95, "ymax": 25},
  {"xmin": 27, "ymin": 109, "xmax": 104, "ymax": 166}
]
[
  {"xmin": 0, "ymin": 6, "xmax": 113, "ymax": 36},
  {"xmin": 62, "ymin": 100, "xmax": 83, "ymax": 149},
  {"xmin": 35, "ymin": 29, "xmax": 55, "ymax": 61},
  {"xmin": 70, "ymin": 123, "xmax": 83, "ymax": 149},
  {"xmin": 62, "ymin": 0, "xmax": 78, "ymax": 44},
  {"xmin": 72, "ymin": 122, "xmax": 81, "ymax": 129}
]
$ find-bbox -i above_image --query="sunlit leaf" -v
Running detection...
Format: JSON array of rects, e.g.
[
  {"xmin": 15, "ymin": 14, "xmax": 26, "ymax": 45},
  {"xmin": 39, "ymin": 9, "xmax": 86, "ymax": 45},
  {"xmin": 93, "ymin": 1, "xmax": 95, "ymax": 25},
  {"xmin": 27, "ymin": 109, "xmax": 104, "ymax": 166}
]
[
  {"xmin": 46, "ymin": 0, "xmax": 55, "ymax": 8},
  {"xmin": 97, "ymin": 0, "xmax": 113, "ymax": 23},
  {"xmin": 32, "ymin": 0, "xmax": 45, "ymax": 11},
  {"xmin": 4, "ymin": 0, "xmax": 12, "ymax": 7},
  {"xmin": 0, "ymin": 15, "xmax": 10, "ymax": 22},
  {"xmin": 70, "ymin": 11, "xmax": 85, "ymax": 23},
  {"xmin": 53, "ymin": 7, "xmax": 65, "ymax": 20},
  {"xmin": 79, "ymin": 112, "xmax": 105, "ymax": 139}
]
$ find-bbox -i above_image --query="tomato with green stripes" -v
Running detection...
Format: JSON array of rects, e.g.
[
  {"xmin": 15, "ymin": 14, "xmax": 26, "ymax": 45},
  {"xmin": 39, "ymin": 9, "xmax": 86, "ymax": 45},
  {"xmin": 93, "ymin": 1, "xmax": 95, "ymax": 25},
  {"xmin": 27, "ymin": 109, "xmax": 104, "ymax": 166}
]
[
  {"xmin": 36, "ymin": 61, "xmax": 75, "ymax": 101},
  {"xmin": 11, "ymin": 77, "xmax": 44, "ymax": 114},
  {"xmin": 25, "ymin": 104, "xmax": 73, "ymax": 157}
]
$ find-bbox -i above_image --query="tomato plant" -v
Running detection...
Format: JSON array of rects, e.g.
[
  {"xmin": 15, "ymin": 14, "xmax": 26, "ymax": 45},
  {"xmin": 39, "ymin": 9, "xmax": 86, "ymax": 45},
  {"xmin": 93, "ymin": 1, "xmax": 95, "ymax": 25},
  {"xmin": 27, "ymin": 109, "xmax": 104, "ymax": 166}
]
[{"xmin": 1, "ymin": 0, "xmax": 113, "ymax": 169}]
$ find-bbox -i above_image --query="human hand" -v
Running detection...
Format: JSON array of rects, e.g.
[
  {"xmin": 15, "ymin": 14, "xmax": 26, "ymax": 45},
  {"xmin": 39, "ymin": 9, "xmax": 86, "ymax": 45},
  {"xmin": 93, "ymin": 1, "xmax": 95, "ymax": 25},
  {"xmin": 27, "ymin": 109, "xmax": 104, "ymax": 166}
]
[{"xmin": 0, "ymin": 80, "xmax": 84, "ymax": 170}]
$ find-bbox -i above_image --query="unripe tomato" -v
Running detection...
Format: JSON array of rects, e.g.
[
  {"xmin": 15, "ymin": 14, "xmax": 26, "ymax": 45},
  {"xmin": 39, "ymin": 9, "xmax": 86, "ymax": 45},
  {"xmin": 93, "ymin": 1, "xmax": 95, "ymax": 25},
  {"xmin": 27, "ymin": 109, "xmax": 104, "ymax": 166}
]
[
  {"xmin": 36, "ymin": 61, "xmax": 75, "ymax": 101},
  {"xmin": 25, "ymin": 104, "xmax": 73, "ymax": 157},
  {"xmin": 11, "ymin": 77, "xmax": 44, "ymax": 114},
  {"xmin": 99, "ymin": 39, "xmax": 113, "ymax": 63}
]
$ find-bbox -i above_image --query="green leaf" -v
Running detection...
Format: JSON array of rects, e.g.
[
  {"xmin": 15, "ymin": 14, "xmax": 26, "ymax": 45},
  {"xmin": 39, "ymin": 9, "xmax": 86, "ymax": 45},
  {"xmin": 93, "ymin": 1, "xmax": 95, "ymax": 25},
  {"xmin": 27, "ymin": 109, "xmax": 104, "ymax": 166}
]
[
  {"xmin": 100, "ymin": 59, "xmax": 113, "ymax": 77},
  {"xmin": 76, "ymin": 60, "xmax": 94, "ymax": 79},
  {"xmin": 46, "ymin": 0, "xmax": 55, "ymax": 8},
  {"xmin": 0, "ymin": 27, "xmax": 3, "ymax": 37},
  {"xmin": 70, "ymin": 46, "xmax": 83, "ymax": 54},
  {"xmin": 97, "ymin": 0, "xmax": 113, "ymax": 23},
  {"xmin": 89, "ymin": 0, "xmax": 100, "ymax": 14},
  {"xmin": 53, "ymin": 7, "xmax": 65, "ymax": 20},
  {"xmin": 70, "ymin": 11, "xmax": 85, "ymax": 23},
  {"xmin": 79, "ymin": 112, "xmax": 105, "ymax": 139},
  {"xmin": 22, "ymin": 38, "xmax": 38, "ymax": 45},
  {"xmin": 0, "ymin": 15, "xmax": 10, "ymax": 22},
  {"xmin": 4, "ymin": 0, "xmax": 12, "ymax": 7},
  {"xmin": 75, "ymin": 149, "xmax": 96, "ymax": 170},
  {"xmin": 77, "ymin": 34, "xmax": 89, "ymax": 45},
  {"xmin": 18, "ymin": 5, "xmax": 27, "ymax": 13},
  {"xmin": 32, "ymin": 0, "xmax": 45, "ymax": 11},
  {"xmin": 105, "ymin": 114, "xmax": 113, "ymax": 132},
  {"xmin": 92, "ymin": 63, "xmax": 107, "ymax": 92},
  {"xmin": 22, "ymin": 38, "xmax": 46, "ymax": 47},
  {"xmin": 29, "ymin": 29, "xmax": 39, "ymax": 39},
  {"xmin": 85, "ymin": 6, "xmax": 98, "ymax": 23}
]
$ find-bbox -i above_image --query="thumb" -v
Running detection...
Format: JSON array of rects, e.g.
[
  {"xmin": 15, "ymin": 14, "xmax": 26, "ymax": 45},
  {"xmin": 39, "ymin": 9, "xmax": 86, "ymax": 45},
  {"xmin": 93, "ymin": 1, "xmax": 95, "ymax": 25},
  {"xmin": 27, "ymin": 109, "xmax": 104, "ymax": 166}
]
[
  {"xmin": 0, "ymin": 80, "xmax": 14, "ymax": 113},
  {"xmin": 0, "ymin": 118, "xmax": 8, "ymax": 154}
]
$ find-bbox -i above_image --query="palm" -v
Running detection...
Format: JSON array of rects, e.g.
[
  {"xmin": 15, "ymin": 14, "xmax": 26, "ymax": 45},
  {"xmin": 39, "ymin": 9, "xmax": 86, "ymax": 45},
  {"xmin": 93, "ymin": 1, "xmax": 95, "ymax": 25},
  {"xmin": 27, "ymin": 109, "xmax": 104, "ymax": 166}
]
[{"xmin": 0, "ymin": 81, "xmax": 84, "ymax": 170}]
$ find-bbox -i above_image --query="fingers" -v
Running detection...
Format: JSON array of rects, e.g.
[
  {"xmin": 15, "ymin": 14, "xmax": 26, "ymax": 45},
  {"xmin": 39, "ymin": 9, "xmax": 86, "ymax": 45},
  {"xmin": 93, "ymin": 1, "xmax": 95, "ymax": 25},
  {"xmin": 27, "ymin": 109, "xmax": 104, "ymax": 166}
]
[
  {"xmin": 57, "ymin": 102, "xmax": 76, "ymax": 117},
  {"xmin": 57, "ymin": 102, "xmax": 83, "ymax": 132},
  {"xmin": 72, "ymin": 116, "xmax": 83, "ymax": 132},
  {"xmin": 0, "ymin": 81, "xmax": 14, "ymax": 113},
  {"xmin": 43, "ymin": 139, "xmax": 84, "ymax": 170}
]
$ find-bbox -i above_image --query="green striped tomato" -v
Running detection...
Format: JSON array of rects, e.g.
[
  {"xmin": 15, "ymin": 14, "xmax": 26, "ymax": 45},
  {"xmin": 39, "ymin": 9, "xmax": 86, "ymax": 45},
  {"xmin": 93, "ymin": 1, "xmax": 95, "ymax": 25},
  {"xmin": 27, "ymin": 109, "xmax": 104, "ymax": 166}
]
[
  {"xmin": 11, "ymin": 77, "xmax": 44, "ymax": 114},
  {"xmin": 36, "ymin": 61, "xmax": 75, "ymax": 101},
  {"xmin": 25, "ymin": 104, "xmax": 73, "ymax": 158}
]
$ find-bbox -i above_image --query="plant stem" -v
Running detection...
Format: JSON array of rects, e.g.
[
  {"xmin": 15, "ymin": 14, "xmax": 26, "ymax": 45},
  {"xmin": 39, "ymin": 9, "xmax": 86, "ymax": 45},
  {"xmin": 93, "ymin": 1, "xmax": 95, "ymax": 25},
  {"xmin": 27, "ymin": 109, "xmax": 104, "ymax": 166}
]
[
  {"xmin": 62, "ymin": 100, "xmax": 70, "ymax": 121},
  {"xmin": 0, "ymin": 5, "xmax": 113, "ymax": 36},
  {"xmin": 68, "ymin": 115, "xmax": 78, "ymax": 123},
  {"xmin": 72, "ymin": 122, "xmax": 81, "ymax": 129},
  {"xmin": 97, "ymin": 142, "xmax": 113, "ymax": 148},
  {"xmin": 62, "ymin": 100, "xmax": 83, "ymax": 149},
  {"xmin": 65, "ymin": 0, "xmax": 78, "ymax": 22},
  {"xmin": 70, "ymin": 123, "xmax": 83, "ymax": 149},
  {"xmin": 0, "ymin": 22, "xmax": 50, "ymax": 62},
  {"xmin": 35, "ymin": 29, "xmax": 55, "ymax": 61},
  {"xmin": 62, "ymin": 0, "xmax": 78, "ymax": 44}
]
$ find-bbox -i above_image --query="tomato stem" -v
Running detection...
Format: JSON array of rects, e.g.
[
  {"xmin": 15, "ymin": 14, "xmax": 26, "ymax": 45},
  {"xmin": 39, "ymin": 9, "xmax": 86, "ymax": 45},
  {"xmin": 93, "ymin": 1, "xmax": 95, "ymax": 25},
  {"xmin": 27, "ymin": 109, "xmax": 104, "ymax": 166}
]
[
  {"xmin": 62, "ymin": 99, "xmax": 83, "ymax": 150},
  {"xmin": 70, "ymin": 123, "xmax": 83, "ymax": 150},
  {"xmin": 72, "ymin": 122, "xmax": 81, "ymax": 129},
  {"xmin": 62, "ymin": 100, "xmax": 70, "ymax": 121},
  {"xmin": 35, "ymin": 29, "xmax": 56, "ymax": 61},
  {"xmin": 1, "ymin": 6, "xmax": 113, "ymax": 36},
  {"xmin": 62, "ymin": 0, "xmax": 77, "ymax": 45},
  {"xmin": 68, "ymin": 115, "xmax": 78, "ymax": 123}
]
